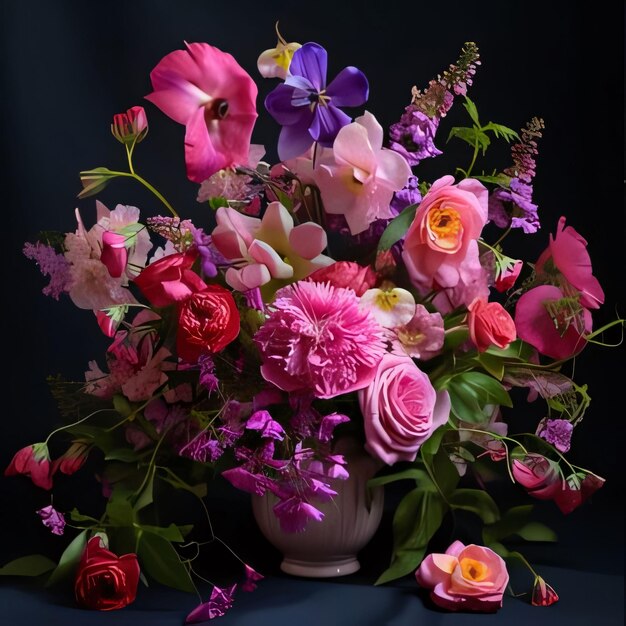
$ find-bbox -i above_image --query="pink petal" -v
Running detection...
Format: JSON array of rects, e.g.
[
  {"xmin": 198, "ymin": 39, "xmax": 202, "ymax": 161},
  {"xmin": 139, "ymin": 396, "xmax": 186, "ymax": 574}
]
[
  {"xmin": 289, "ymin": 223, "xmax": 328, "ymax": 260},
  {"xmin": 184, "ymin": 107, "xmax": 219, "ymax": 183},
  {"xmin": 248, "ymin": 240, "xmax": 293, "ymax": 279},
  {"xmin": 225, "ymin": 264, "xmax": 271, "ymax": 291},
  {"xmin": 354, "ymin": 111, "xmax": 384, "ymax": 151},
  {"xmin": 333, "ymin": 122, "xmax": 377, "ymax": 182},
  {"xmin": 375, "ymin": 148, "xmax": 412, "ymax": 191}
]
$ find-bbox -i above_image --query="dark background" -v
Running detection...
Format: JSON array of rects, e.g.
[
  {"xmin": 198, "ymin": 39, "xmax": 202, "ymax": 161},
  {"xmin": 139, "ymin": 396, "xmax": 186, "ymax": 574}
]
[{"xmin": 0, "ymin": 0, "xmax": 623, "ymax": 613}]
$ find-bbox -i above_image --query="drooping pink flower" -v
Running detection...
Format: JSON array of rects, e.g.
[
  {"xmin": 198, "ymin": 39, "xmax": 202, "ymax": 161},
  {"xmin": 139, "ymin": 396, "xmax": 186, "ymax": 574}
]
[
  {"xmin": 359, "ymin": 352, "xmax": 450, "ymax": 464},
  {"xmin": 314, "ymin": 111, "xmax": 411, "ymax": 235},
  {"xmin": 553, "ymin": 472, "xmax": 605, "ymax": 514},
  {"xmin": 535, "ymin": 217, "xmax": 604, "ymax": 309},
  {"xmin": 495, "ymin": 258, "xmax": 523, "ymax": 292},
  {"xmin": 416, "ymin": 541, "xmax": 509, "ymax": 612},
  {"xmin": 4, "ymin": 443, "xmax": 52, "ymax": 490},
  {"xmin": 211, "ymin": 202, "xmax": 333, "ymax": 292},
  {"xmin": 36, "ymin": 505, "xmax": 66, "ymax": 536},
  {"xmin": 402, "ymin": 175, "xmax": 489, "ymax": 296},
  {"xmin": 514, "ymin": 285, "xmax": 592, "ymax": 360},
  {"xmin": 52, "ymin": 441, "xmax": 90, "ymax": 476},
  {"xmin": 532, "ymin": 576, "xmax": 559, "ymax": 607},
  {"xmin": 254, "ymin": 281, "xmax": 387, "ymax": 399},
  {"xmin": 512, "ymin": 453, "xmax": 561, "ymax": 500},
  {"xmin": 241, "ymin": 564, "xmax": 264, "ymax": 592},
  {"xmin": 146, "ymin": 42, "xmax": 258, "ymax": 183}
]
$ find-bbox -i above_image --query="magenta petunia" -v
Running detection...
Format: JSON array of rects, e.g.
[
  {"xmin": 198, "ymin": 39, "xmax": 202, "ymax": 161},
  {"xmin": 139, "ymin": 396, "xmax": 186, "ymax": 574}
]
[
  {"xmin": 254, "ymin": 281, "xmax": 387, "ymax": 399},
  {"xmin": 146, "ymin": 42, "xmax": 258, "ymax": 183}
]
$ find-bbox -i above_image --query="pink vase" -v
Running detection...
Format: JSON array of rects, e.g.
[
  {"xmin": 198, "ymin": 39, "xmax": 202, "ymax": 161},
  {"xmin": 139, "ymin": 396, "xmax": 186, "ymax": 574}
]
[{"xmin": 251, "ymin": 438, "xmax": 384, "ymax": 577}]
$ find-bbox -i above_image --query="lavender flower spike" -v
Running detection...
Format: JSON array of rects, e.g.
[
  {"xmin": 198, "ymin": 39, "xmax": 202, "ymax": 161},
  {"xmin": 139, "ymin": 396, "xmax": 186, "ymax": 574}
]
[{"xmin": 265, "ymin": 43, "xmax": 369, "ymax": 160}]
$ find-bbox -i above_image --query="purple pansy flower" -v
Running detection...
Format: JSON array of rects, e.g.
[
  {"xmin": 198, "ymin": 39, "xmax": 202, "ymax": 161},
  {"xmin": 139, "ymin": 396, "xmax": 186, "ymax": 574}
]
[{"xmin": 265, "ymin": 43, "xmax": 369, "ymax": 160}]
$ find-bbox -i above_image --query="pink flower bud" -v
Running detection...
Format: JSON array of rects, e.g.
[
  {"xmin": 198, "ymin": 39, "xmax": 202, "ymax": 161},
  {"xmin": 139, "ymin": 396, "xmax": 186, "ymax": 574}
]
[
  {"xmin": 111, "ymin": 106, "xmax": 148, "ymax": 145},
  {"xmin": 512, "ymin": 453, "xmax": 561, "ymax": 500},
  {"xmin": 495, "ymin": 259, "xmax": 522, "ymax": 292},
  {"xmin": 4, "ymin": 443, "xmax": 52, "ymax": 490},
  {"xmin": 52, "ymin": 441, "xmax": 90, "ymax": 476},
  {"xmin": 100, "ymin": 231, "xmax": 128, "ymax": 278},
  {"xmin": 532, "ymin": 576, "xmax": 559, "ymax": 606}
]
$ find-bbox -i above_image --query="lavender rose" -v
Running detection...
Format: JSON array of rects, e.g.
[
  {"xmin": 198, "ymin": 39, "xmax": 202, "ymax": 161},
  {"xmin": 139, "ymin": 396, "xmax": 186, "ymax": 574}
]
[{"xmin": 358, "ymin": 353, "xmax": 450, "ymax": 464}]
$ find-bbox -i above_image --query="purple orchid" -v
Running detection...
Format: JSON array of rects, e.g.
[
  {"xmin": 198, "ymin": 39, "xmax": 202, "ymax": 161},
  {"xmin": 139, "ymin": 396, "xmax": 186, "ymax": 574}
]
[{"xmin": 265, "ymin": 42, "xmax": 369, "ymax": 160}]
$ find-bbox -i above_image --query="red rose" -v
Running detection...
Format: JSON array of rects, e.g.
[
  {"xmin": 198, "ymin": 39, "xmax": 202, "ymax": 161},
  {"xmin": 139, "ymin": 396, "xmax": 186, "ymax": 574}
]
[
  {"xmin": 177, "ymin": 285, "xmax": 240, "ymax": 362},
  {"xmin": 134, "ymin": 250, "xmax": 205, "ymax": 307},
  {"xmin": 306, "ymin": 261, "xmax": 378, "ymax": 296},
  {"xmin": 75, "ymin": 537, "xmax": 140, "ymax": 611},
  {"xmin": 468, "ymin": 298, "xmax": 516, "ymax": 352}
]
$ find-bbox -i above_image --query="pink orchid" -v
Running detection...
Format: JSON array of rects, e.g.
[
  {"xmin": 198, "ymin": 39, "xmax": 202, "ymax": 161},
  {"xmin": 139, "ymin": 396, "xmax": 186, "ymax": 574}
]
[
  {"xmin": 211, "ymin": 202, "xmax": 334, "ymax": 291},
  {"xmin": 314, "ymin": 111, "xmax": 411, "ymax": 234},
  {"xmin": 146, "ymin": 42, "xmax": 258, "ymax": 183}
]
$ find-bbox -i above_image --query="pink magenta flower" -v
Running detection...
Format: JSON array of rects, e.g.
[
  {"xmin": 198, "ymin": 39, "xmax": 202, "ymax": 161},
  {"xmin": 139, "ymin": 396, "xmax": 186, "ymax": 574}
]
[
  {"xmin": 146, "ymin": 42, "xmax": 258, "ymax": 183},
  {"xmin": 36, "ymin": 505, "xmax": 66, "ymax": 536},
  {"xmin": 211, "ymin": 202, "xmax": 333, "ymax": 291},
  {"xmin": 314, "ymin": 111, "xmax": 411, "ymax": 235},
  {"xmin": 254, "ymin": 281, "xmax": 387, "ymax": 399},
  {"xmin": 111, "ymin": 106, "xmax": 148, "ymax": 145},
  {"xmin": 514, "ymin": 285, "xmax": 592, "ymax": 360},
  {"xmin": 402, "ymin": 175, "xmax": 488, "ymax": 294},
  {"xmin": 512, "ymin": 453, "xmax": 561, "ymax": 500},
  {"xmin": 535, "ymin": 216, "xmax": 604, "ymax": 309},
  {"xmin": 358, "ymin": 352, "xmax": 450, "ymax": 464},
  {"xmin": 4, "ymin": 443, "xmax": 52, "ymax": 490},
  {"xmin": 467, "ymin": 298, "xmax": 516, "ymax": 352},
  {"xmin": 100, "ymin": 231, "xmax": 127, "ymax": 278},
  {"xmin": 416, "ymin": 541, "xmax": 509, "ymax": 612}
]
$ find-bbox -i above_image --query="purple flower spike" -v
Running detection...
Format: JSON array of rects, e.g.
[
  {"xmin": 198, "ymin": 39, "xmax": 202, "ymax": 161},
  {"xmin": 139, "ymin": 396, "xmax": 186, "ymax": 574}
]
[
  {"xmin": 265, "ymin": 43, "xmax": 369, "ymax": 160},
  {"xmin": 185, "ymin": 584, "xmax": 237, "ymax": 623}
]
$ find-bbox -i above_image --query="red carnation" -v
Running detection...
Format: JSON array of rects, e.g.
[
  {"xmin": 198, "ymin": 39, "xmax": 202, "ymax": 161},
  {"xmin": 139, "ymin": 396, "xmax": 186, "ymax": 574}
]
[{"xmin": 306, "ymin": 261, "xmax": 378, "ymax": 296}]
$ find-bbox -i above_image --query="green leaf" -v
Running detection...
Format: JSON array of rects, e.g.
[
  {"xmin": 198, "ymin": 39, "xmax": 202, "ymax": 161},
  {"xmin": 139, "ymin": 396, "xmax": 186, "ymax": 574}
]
[
  {"xmin": 376, "ymin": 487, "xmax": 446, "ymax": 585},
  {"xmin": 134, "ymin": 523, "xmax": 188, "ymax": 543},
  {"xmin": 138, "ymin": 532, "xmax": 195, "ymax": 592},
  {"xmin": 420, "ymin": 426, "xmax": 449, "ymax": 459},
  {"xmin": 78, "ymin": 167, "xmax": 119, "ymax": 199},
  {"xmin": 46, "ymin": 530, "xmax": 88, "ymax": 587},
  {"xmin": 472, "ymin": 174, "xmax": 512, "ymax": 188},
  {"xmin": 208, "ymin": 196, "xmax": 229, "ymax": 210},
  {"xmin": 377, "ymin": 203, "xmax": 418, "ymax": 252},
  {"xmin": 368, "ymin": 468, "xmax": 430, "ymax": 489},
  {"xmin": 447, "ymin": 381, "xmax": 483, "ymax": 422},
  {"xmin": 448, "ymin": 126, "xmax": 491, "ymax": 154},
  {"xmin": 159, "ymin": 468, "xmax": 207, "ymax": 499},
  {"xmin": 134, "ymin": 471, "xmax": 154, "ymax": 512},
  {"xmin": 106, "ymin": 496, "xmax": 135, "ymax": 526},
  {"xmin": 113, "ymin": 395, "xmax": 133, "ymax": 418},
  {"xmin": 447, "ymin": 372, "xmax": 512, "ymax": 416},
  {"xmin": 463, "ymin": 97, "xmax": 480, "ymax": 126},
  {"xmin": 486, "ymin": 339, "xmax": 535, "ymax": 361},
  {"xmin": 482, "ymin": 122, "xmax": 519, "ymax": 142},
  {"xmin": 105, "ymin": 448, "xmax": 141, "ymax": 463},
  {"xmin": 483, "ymin": 505, "xmax": 533, "ymax": 545},
  {"xmin": 449, "ymin": 489, "xmax": 500, "ymax": 524},
  {"xmin": 516, "ymin": 522, "xmax": 557, "ymax": 542},
  {"xmin": 477, "ymin": 352, "xmax": 505, "ymax": 380},
  {"xmin": 69, "ymin": 508, "xmax": 99, "ymax": 524},
  {"xmin": 443, "ymin": 326, "xmax": 470, "ymax": 351},
  {"xmin": 0, "ymin": 555, "xmax": 57, "ymax": 577}
]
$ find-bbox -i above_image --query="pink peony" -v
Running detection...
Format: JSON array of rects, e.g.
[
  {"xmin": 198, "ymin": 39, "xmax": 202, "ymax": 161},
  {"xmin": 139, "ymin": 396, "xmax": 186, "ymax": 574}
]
[
  {"xmin": 146, "ymin": 42, "xmax": 258, "ymax": 183},
  {"xmin": 402, "ymin": 175, "xmax": 488, "ymax": 295},
  {"xmin": 359, "ymin": 352, "xmax": 450, "ymax": 464},
  {"xmin": 467, "ymin": 298, "xmax": 516, "ymax": 352},
  {"xmin": 416, "ymin": 541, "xmax": 509, "ymax": 612},
  {"xmin": 254, "ymin": 281, "xmax": 387, "ymax": 399},
  {"xmin": 211, "ymin": 202, "xmax": 333, "ymax": 291},
  {"xmin": 535, "ymin": 216, "xmax": 604, "ymax": 309},
  {"xmin": 514, "ymin": 285, "xmax": 592, "ymax": 360},
  {"xmin": 314, "ymin": 111, "xmax": 411, "ymax": 235}
]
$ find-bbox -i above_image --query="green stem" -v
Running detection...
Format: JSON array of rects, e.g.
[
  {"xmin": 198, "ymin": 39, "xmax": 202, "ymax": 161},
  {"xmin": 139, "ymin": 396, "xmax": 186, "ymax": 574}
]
[
  {"xmin": 465, "ymin": 140, "xmax": 480, "ymax": 178},
  {"xmin": 132, "ymin": 173, "xmax": 178, "ymax": 218},
  {"xmin": 44, "ymin": 408, "xmax": 115, "ymax": 445},
  {"xmin": 492, "ymin": 226, "xmax": 512, "ymax": 248}
]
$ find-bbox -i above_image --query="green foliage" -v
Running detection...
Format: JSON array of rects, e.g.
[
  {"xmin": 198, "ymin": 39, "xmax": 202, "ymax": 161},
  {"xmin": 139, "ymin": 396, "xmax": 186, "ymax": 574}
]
[
  {"xmin": 0, "ymin": 555, "xmax": 57, "ymax": 577},
  {"xmin": 45, "ymin": 530, "xmax": 88, "ymax": 587},
  {"xmin": 449, "ymin": 488, "xmax": 500, "ymax": 524},
  {"xmin": 377, "ymin": 203, "xmax": 418, "ymax": 252},
  {"xmin": 445, "ymin": 371, "xmax": 512, "ymax": 422},
  {"xmin": 208, "ymin": 196, "xmax": 229, "ymax": 210},
  {"xmin": 137, "ymin": 532, "xmax": 195, "ymax": 593},
  {"xmin": 368, "ymin": 468, "xmax": 431, "ymax": 489},
  {"xmin": 482, "ymin": 505, "xmax": 533, "ymax": 545},
  {"xmin": 78, "ymin": 167, "xmax": 120, "ymax": 199}
]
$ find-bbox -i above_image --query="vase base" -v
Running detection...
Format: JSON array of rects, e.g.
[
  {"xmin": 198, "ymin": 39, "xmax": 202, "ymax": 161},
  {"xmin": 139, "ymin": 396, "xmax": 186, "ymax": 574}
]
[{"xmin": 281, "ymin": 556, "xmax": 360, "ymax": 578}]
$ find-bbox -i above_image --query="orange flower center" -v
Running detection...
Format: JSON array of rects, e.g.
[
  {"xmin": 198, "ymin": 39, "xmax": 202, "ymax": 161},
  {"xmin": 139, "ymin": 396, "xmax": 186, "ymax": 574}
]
[
  {"xmin": 460, "ymin": 557, "xmax": 488, "ymax": 582},
  {"xmin": 427, "ymin": 206, "xmax": 463, "ymax": 251}
]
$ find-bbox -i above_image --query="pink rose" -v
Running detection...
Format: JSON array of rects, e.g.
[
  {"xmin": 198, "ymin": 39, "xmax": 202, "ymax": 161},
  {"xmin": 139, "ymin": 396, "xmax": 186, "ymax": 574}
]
[
  {"xmin": 514, "ymin": 285, "xmax": 592, "ymax": 360},
  {"xmin": 535, "ymin": 216, "xmax": 604, "ymax": 309},
  {"xmin": 402, "ymin": 175, "xmax": 488, "ymax": 294},
  {"xmin": 512, "ymin": 453, "xmax": 561, "ymax": 500},
  {"xmin": 358, "ymin": 353, "xmax": 450, "ymax": 464},
  {"xmin": 134, "ymin": 250, "xmax": 205, "ymax": 307},
  {"xmin": 467, "ymin": 298, "xmax": 516, "ymax": 352},
  {"xmin": 416, "ymin": 541, "xmax": 509, "ymax": 612}
]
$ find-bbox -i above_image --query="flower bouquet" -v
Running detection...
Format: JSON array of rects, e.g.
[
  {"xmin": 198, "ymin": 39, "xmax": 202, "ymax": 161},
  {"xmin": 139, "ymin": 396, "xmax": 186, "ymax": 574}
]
[{"xmin": 3, "ymin": 25, "xmax": 621, "ymax": 621}]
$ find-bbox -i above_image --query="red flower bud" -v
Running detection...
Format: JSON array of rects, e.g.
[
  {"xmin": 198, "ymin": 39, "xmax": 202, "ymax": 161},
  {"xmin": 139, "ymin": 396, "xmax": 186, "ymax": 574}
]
[
  {"xmin": 52, "ymin": 441, "xmax": 90, "ymax": 476},
  {"xmin": 4, "ymin": 443, "xmax": 52, "ymax": 490},
  {"xmin": 111, "ymin": 106, "xmax": 148, "ymax": 145},
  {"xmin": 531, "ymin": 576, "xmax": 559, "ymax": 606}
]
